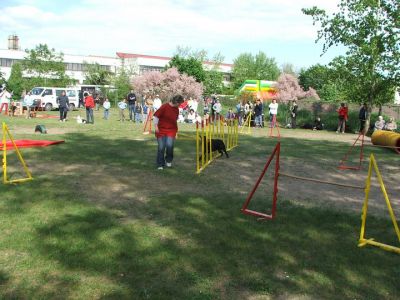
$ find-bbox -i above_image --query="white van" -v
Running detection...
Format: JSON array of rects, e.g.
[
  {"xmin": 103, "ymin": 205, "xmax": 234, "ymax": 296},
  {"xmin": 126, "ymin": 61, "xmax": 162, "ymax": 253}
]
[{"xmin": 30, "ymin": 87, "xmax": 79, "ymax": 111}]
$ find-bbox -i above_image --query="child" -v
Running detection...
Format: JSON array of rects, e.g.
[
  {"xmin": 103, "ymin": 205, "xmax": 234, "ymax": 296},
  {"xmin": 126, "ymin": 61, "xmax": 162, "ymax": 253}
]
[
  {"xmin": 142, "ymin": 101, "xmax": 149, "ymax": 124},
  {"xmin": 135, "ymin": 101, "xmax": 143, "ymax": 123},
  {"xmin": 103, "ymin": 98, "xmax": 111, "ymax": 120},
  {"xmin": 118, "ymin": 99, "xmax": 127, "ymax": 121}
]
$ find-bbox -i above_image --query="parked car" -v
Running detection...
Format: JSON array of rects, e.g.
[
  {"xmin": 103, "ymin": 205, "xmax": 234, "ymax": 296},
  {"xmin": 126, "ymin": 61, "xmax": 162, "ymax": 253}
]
[{"xmin": 29, "ymin": 87, "xmax": 79, "ymax": 111}]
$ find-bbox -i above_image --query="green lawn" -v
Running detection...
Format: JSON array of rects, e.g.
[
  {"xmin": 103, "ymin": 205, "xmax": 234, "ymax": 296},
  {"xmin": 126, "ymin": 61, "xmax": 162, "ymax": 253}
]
[{"xmin": 0, "ymin": 109, "xmax": 399, "ymax": 299}]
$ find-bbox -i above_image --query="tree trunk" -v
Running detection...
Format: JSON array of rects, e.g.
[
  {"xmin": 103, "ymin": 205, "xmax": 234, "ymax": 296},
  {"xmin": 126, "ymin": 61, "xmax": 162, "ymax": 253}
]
[{"xmin": 378, "ymin": 104, "xmax": 382, "ymax": 116}]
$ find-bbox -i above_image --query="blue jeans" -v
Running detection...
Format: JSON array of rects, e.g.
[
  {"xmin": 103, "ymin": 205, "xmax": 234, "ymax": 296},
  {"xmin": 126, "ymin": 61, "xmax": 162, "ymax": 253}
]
[
  {"xmin": 129, "ymin": 104, "xmax": 136, "ymax": 121},
  {"xmin": 156, "ymin": 136, "xmax": 175, "ymax": 167},
  {"xmin": 86, "ymin": 107, "xmax": 94, "ymax": 123},
  {"xmin": 255, "ymin": 115, "xmax": 262, "ymax": 127},
  {"xmin": 135, "ymin": 112, "xmax": 142, "ymax": 123},
  {"xmin": 103, "ymin": 109, "xmax": 109, "ymax": 120}
]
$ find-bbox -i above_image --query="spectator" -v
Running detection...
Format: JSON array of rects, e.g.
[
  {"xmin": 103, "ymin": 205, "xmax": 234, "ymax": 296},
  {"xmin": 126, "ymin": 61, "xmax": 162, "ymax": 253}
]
[
  {"xmin": 313, "ymin": 117, "xmax": 324, "ymax": 131},
  {"xmin": 225, "ymin": 108, "xmax": 236, "ymax": 120},
  {"xmin": 185, "ymin": 109, "xmax": 197, "ymax": 123},
  {"xmin": 290, "ymin": 99, "xmax": 298, "ymax": 129},
  {"xmin": 236, "ymin": 101, "xmax": 244, "ymax": 126},
  {"xmin": 143, "ymin": 100, "xmax": 149, "ymax": 124},
  {"xmin": 268, "ymin": 99, "xmax": 278, "ymax": 128},
  {"xmin": 374, "ymin": 115, "xmax": 386, "ymax": 131},
  {"xmin": 118, "ymin": 99, "xmax": 127, "ymax": 121},
  {"xmin": 135, "ymin": 101, "xmax": 143, "ymax": 123},
  {"xmin": 359, "ymin": 102, "xmax": 368, "ymax": 133},
  {"xmin": 94, "ymin": 94, "xmax": 100, "ymax": 111},
  {"xmin": 24, "ymin": 92, "xmax": 34, "ymax": 119},
  {"xmin": 127, "ymin": 89, "xmax": 137, "ymax": 121},
  {"xmin": 385, "ymin": 117, "xmax": 397, "ymax": 131},
  {"xmin": 254, "ymin": 99, "xmax": 263, "ymax": 128},
  {"xmin": 84, "ymin": 92, "xmax": 95, "ymax": 124},
  {"xmin": 57, "ymin": 90, "xmax": 69, "ymax": 122},
  {"xmin": 103, "ymin": 98, "xmax": 111, "ymax": 120},
  {"xmin": 212, "ymin": 99, "xmax": 222, "ymax": 119},
  {"xmin": 153, "ymin": 95, "xmax": 185, "ymax": 170},
  {"xmin": 336, "ymin": 102, "xmax": 348, "ymax": 134},
  {"xmin": 0, "ymin": 88, "xmax": 11, "ymax": 115},
  {"xmin": 153, "ymin": 94, "xmax": 162, "ymax": 113}
]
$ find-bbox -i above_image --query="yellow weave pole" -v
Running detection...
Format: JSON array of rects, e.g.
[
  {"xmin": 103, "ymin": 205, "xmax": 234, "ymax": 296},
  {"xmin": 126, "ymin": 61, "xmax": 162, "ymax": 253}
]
[
  {"xmin": 196, "ymin": 122, "xmax": 200, "ymax": 173},
  {"xmin": 240, "ymin": 113, "xmax": 252, "ymax": 134},
  {"xmin": 358, "ymin": 154, "xmax": 400, "ymax": 254},
  {"xmin": 2, "ymin": 122, "xmax": 33, "ymax": 184}
]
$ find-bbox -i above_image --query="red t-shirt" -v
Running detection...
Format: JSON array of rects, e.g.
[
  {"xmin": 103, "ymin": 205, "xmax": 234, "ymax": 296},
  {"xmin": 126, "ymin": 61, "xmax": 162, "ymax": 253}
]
[
  {"xmin": 154, "ymin": 103, "xmax": 179, "ymax": 138},
  {"xmin": 85, "ymin": 96, "xmax": 95, "ymax": 108}
]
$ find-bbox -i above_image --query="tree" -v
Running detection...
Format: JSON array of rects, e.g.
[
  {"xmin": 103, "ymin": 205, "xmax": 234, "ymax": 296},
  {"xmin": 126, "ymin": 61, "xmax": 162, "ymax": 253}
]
[
  {"xmin": 22, "ymin": 44, "xmax": 71, "ymax": 87},
  {"xmin": 83, "ymin": 62, "xmax": 112, "ymax": 85},
  {"xmin": 7, "ymin": 62, "xmax": 24, "ymax": 99},
  {"xmin": 276, "ymin": 73, "xmax": 319, "ymax": 103},
  {"xmin": 108, "ymin": 68, "xmax": 132, "ymax": 104},
  {"xmin": 166, "ymin": 55, "xmax": 206, "ymax": 82},
  {"xmin": 281, "ymin": 63, "xmax": 297, "ymax": 76},
  {"xmin": 303, "ymin": 0, "xmax": 400, "ymax": 130},
  {"xmin": 203, "ymin": 52, "xmax": 225, "ymax": 95},
  {"xmin": 232, "ymin": 52, "xmax": 280, "ymax": 89},
  {"xmin": 132, "ymin": 67, "xmax": 203, "ymax": 100}
]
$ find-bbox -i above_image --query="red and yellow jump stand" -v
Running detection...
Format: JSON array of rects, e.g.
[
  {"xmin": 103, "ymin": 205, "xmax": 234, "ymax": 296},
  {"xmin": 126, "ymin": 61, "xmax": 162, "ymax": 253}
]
[
  {"xmin": 269, "ymin": 115, "xmax": 280, "ymax": 138},
  {"xmin": 143, "ymin": 110, "xmax": 153, "ymax": 135},
  {"xmin": 358, "ymin": 154, "xmax": 400, "ymax": 254},
  {"xmin": 196, "ymin": 116, "xmax": 238, "ymax": 174},
  {"xmin": 338, "ymin": 132, "xmax": 365, "ymax": 170},
  {"xmin": 2, "ymin": 122, "xmax": 33, "ymax": 184}
]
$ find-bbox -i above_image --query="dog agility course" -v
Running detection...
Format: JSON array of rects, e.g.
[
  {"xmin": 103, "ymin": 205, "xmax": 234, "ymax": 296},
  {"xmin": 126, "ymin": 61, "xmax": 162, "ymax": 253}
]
[{"xmin": 1, "ymin": 113, "xmax": 399, "ymax": 299}]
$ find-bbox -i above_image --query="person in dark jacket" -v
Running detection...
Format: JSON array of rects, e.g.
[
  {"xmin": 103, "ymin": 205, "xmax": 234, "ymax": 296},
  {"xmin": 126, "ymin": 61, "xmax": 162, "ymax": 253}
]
[
  {"xmin": 290, "ymin": 100, "xmax": 298, "ymax": 129},
  {"xmin": 254, "ymin": 99, "xmax": 263, "ymax": 128},
  {"xmin": 359, "ymin": 103, "xmax": 368, "ymax": 133},
  {"xmin": 126, "ymin": 90, "xmax": 137, "ymax": 121},
  {"xmin": 57, "ymin": 91, "xmax": 69, "ymax": 122}
]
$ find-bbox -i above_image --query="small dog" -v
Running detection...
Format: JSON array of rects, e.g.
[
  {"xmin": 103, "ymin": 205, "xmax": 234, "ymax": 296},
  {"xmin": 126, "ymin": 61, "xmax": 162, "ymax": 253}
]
[{"xmin": 199, "ymin": 137, "xmax": 229, "ymax": 161}]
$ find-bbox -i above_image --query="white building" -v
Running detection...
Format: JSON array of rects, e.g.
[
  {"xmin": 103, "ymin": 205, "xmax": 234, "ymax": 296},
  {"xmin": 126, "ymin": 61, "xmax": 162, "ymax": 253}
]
[{"xmin": 0, "ymin": 36, "xmax": 233, "ymax": 86}]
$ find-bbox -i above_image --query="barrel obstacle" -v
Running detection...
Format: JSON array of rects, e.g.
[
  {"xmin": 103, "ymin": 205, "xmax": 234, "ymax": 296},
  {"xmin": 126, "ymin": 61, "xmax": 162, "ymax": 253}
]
[
  {"xmin": 196, "ymin": 116, "xmax": 238, "ymax": 174},
  {"xmin": 2, "ymin": 122, "xmax": 33, "ymax": 184},
  {"xmin": 242, "ymin": 141, "xmax": 399, "ymax": 254},
  {"xmin": 371, "ymin": 130, "xmax": 400, "ymax": 154}
]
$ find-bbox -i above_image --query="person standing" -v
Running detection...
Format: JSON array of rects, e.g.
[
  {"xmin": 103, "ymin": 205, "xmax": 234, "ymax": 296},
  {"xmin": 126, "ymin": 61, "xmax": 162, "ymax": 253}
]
[
  {"xmin": 336, "ymin": 102, "xmax": 348, "ymax": 133},
  {"xmin": 135, "ymin": 101, "xmax": 143, "ymax": 123},
  {"xmin": 268, "ymin": 99, "xmax": 279, "ymax": 127},
  {"xmin": 212, "ymin": 99, "xmax": 222, "ymax": 119},
  {"xmin": 118, "ymin": 99, "xmax": 127, "ymax": 121},
  {"xmin": 24, "ymin": 92, "xmax": 34, "ymax": 119},
  {"xmin": 153, "ymin": 94, "xmax": 162, "ymax": 113},
  {"xmin": 103, "ymin": 97, "xmax": 111, "ymax": 120},
  {"xmin": 290, "ymin": 100, "xmax": 298, "ymax": 129},
  {"xmin": 84, "ymin": 92, "xmax": 95, "ymax": 124},
  {"xmin": 127, "ymin": 89, "xmax": 137, "ymax": 121},
  {"xmin": 358, "ymin": 103, "xmax": 368, "ymax": 133},
  {"xmin": 0, "ymin": 88, "xmax": 11, "ymax": 115},
  {"xmin": 153, "ymin": 95, "xmax": 184, "ymax": 170},
  {"xmin": 57, "ymin": 90, "xmax": 69, "ymax": 122},
  {"xmin": 254, "ymin": 99, "xmax": 263, "ymax": 128}
]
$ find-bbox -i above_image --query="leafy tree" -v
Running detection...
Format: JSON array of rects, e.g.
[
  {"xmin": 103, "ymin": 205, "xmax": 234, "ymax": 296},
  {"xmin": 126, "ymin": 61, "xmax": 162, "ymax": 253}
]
[
  {"xmin": 83, "ymin": 62, "xmax": 112, "ymax": 85},
  {"xmin": 22, "ymin": 44, "xmax": 71, "ymax": 87},
  {"xmin": 108, "ymin": 68, "xmax": 132, "ymax": 105},
  {"xmin": 281, "ymin": 63, "xmax": 297, "ymax": 76},
  {"xmin": 232, "ymin": 51, "xmax": 280, "ymax": 89},
  {"xmin": 7, "ymin": 62, "xmax": 24, "ymax": 99},
  {"xmin": 0, "ymin": 71, "xmax": 6, "ymax": 86},
  {"xmin": 203, "ymin": 52, "xmax": 225, "ymax": 95},
  {"xmin": 166, "ymin": 55, "xmax": 206, "ymax": 82},
  {"xmin": 303, "ymin": 0, "xmax": 400, "ymax": 130}
]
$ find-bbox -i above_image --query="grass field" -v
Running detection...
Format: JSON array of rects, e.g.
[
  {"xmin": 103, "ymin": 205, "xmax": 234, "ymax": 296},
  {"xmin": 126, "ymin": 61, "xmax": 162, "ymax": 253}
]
[{"xmin": 1, "ymin": 109, "xmax": 399, "ymax": 299}]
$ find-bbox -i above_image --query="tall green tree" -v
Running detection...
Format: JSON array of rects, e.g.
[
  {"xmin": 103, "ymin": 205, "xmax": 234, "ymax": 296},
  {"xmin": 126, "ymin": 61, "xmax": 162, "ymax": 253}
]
[
  {"xmin": 232, "ymin": 51, "xmax": 280, "ymax": 89},
  {"xmin": 7, "ymin": 62, "xmax": 24, "ymax": 99},
  {"xmin": 303, "ymin": 0, "xmax": 400, "ymax": 129},
  {"xmin": 108, "ymin": 68, "xmax": 132, "ymax": 105},
  {"xmin": 83, "ymin": 62, "xmax": 112, "ymax": 85},
  {"xmin": 166, "ymin": 55, "xmax": 206, "ymax": 82},
  {"xmin": 203, "ymin": 52, "xmax": 225, "ymax": 95},
  {"xmin": 22, "ymin": 44, "xmax": 71, "ymax": 87}
]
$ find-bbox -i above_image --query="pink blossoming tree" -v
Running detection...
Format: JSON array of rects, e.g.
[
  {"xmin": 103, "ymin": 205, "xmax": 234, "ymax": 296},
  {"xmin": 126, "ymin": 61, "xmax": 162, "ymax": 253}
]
[{"xmin": 276, "ymin": 73, "xmax": 320, "ymax": 103}]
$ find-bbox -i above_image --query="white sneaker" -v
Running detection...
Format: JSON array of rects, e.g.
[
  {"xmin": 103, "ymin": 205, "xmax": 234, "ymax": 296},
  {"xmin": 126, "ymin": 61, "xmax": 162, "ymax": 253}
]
[
  {"xmin": 166, "ymin": 162, "xmax": 172, "ymax": 167},
  {"xmin": 157, "ymin": 166, "xmax": 163, "ymax": 170}
]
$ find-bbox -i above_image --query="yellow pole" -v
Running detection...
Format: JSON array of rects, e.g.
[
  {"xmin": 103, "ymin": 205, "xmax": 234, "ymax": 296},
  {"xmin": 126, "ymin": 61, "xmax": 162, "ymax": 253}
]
[
  {"xmin": 371, "ymin": 155, "xmax": 400, "ymax": 241},
  {"xmin": 4, "ymin": 125, "xmax": 33, "ymax": 181},
  {"xmin": 196, "ymin": 122, "xmax": 200, "ymax": 173},
  {"xmin": 359, "ymin": 154, "xmax": 373, "ymax": 242},
  {"xmin": 202, "ymin": 120, "xmax": 205, "ymax": 169}
]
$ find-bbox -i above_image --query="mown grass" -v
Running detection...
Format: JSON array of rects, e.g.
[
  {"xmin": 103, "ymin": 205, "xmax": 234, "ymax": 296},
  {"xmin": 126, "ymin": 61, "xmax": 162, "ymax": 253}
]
[{"xmin": 0, "ymin": 109, "xmax": 399, "ymax": 299}]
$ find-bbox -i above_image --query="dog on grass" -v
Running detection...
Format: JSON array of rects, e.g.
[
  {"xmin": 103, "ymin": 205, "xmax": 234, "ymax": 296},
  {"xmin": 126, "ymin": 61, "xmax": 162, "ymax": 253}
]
[{"xmin": 199, "ymin": 137, "xmax": 229, "ymax": 161}]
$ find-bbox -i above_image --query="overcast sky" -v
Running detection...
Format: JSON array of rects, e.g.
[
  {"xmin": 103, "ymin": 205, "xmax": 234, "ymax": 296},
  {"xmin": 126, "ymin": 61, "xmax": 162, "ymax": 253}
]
[{"xmin": 0, "ymin": 0, "xmax": 346, "ymax": 69}]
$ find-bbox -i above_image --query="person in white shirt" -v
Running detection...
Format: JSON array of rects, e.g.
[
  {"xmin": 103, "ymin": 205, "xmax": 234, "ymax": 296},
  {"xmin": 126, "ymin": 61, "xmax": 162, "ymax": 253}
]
[
  {"xmin": 0, "ymin": 89, "xmax": 11, "ymax": 115},
  {"xmin": 212, "ymin": 99, "xmax": 222, "ymax": 118},
  {"xmin": 24, "ymin": 92, "xmax": 34, "ymax": 119},
  {"xmin": 268, "ymin": 99, "xmax": 279, "ymax": 127},
  {"xmin": 153, "ymin": 94, "xmax": 162, "ymax": 112},
  {"xmin": 103, "ymin": 98, "xmax": 111, "ymax": 120},
  {"xmin": 185, "ymin": 109, "xmax": 197, "ymax": 123}
]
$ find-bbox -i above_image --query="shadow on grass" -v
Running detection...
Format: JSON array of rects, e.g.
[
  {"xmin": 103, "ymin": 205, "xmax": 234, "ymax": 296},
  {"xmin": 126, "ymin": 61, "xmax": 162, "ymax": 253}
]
[{"xmin": 0, "ymin": 131, "xmax": 399, "ymax": 299}]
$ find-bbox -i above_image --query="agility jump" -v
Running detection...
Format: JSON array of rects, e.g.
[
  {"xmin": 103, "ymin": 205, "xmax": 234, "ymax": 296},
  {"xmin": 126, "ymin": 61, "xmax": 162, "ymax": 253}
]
[
  {"xmin": 196, "ymin": 116, "xmax": 238, "ymax": 174},
  {"xmin": 242, "ymin": 141, "xmax": 399, "ymax": 254}
]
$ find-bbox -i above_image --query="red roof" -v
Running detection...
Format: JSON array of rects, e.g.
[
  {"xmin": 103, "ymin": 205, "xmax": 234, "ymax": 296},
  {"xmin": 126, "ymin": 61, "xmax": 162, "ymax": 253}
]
[{"xmin": 116, "ymin": 52, "xmax": 233, "ymax": 67}]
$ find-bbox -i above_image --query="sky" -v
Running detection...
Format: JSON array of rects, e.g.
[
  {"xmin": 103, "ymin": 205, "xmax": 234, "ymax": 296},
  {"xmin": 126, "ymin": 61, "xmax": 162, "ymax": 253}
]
[{"xmin": 0, "ymin": 0, "xmax": 346, "ymax": 70}]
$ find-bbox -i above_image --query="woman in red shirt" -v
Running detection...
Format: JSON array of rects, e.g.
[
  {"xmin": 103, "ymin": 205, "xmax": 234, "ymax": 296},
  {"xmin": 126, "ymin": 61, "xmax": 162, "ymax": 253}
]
[
  {"xmin": 336, "ymin": 103, "xmax": 348, "ymax": 134},
  {"xmin": 153, "ymin": 95, "xmax": 184, "ymax": 170}
]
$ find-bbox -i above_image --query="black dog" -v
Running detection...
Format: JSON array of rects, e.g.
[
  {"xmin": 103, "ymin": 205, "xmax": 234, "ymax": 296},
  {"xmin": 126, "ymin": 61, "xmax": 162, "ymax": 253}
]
[{"xmin": 199, "ymin": 137, "xmax": 229, "ymax": 161}]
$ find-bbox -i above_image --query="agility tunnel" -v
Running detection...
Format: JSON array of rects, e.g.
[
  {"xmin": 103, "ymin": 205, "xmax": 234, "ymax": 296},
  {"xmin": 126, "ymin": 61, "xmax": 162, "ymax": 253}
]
[{"xmin": 371, "ymin": 130, "xmax": 400, "ymax": 154}]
